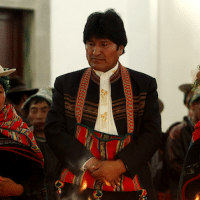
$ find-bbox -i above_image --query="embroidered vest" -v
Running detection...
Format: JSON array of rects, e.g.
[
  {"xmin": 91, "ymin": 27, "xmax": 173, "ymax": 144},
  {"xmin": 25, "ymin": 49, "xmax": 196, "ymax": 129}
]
[{"xmin": 55, "ymin": 65, "xmax": 147, "ymax": 197}]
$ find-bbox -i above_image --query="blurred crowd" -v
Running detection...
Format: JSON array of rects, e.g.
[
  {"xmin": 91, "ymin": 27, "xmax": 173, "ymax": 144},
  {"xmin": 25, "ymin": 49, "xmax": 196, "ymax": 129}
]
[
  {"xmin": 0, "ymin": 8, "xmax": 200, "ymax": 198},
  {"xmin": 0, "ymin": 65, "xmax": 200, "ymax": 200},
  {"xmin": 151, "ymin": 75, "xmax": 200, "ymax": 200}
]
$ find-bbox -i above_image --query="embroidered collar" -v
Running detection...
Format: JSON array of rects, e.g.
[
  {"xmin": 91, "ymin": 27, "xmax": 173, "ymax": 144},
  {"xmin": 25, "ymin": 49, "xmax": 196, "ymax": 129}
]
[
  {"xmin": 75, "ymin": 64, "xmax": 134, "ymax": 133},
  {"xmin": 91, "ymin": 63, "xmax": 121, "ymax": 85}
]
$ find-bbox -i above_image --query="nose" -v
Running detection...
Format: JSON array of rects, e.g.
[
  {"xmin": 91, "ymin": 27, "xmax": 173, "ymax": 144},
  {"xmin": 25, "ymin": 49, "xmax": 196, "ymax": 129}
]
[
  {"xmin": 36, "ymin": 111, "xmax": 44, "ymax": 119},
  {"xmin": 93, "ymin": 45, "xmax": 101, "ymax": 56}
]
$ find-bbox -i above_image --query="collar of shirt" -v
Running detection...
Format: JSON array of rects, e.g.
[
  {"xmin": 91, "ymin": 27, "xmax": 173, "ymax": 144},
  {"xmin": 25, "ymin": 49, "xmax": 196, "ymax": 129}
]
[{"xmin": 93, "ymin": 63, "xmax": 119, "ymax": 78}]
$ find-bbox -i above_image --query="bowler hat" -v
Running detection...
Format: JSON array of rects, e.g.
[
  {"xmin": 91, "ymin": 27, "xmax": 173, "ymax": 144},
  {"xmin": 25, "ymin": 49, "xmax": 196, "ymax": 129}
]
[
  {"xmin": 7, "ymin": 76, "xmax": 38, "ymax": 95},
  {"xmin": 179, "ymin": 83, "xmax": 193, "ymax": 107},
  {"xmin": 179, "ymin": 84, "xmax": 193, "ymax": 94}
]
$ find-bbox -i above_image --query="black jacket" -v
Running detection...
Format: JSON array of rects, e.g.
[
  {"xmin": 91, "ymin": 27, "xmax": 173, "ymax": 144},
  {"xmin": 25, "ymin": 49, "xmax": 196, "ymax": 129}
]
[{"xmin": 45, "ymin": 66, "xmax": 162, "ymax": 200}]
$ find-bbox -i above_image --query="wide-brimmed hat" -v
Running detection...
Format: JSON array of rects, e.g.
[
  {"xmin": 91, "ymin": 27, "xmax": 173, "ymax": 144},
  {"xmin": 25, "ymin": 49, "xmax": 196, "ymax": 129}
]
[
  {"xmin": 179, "ymin": 84, "xmax": 193, "ymax": 94},
  {"xmin": 179, "ymin": 83, "xmax": 193, "ymax": 107},
  {"xmin": 7, "ymin": 76, "xmax": 38, "ymax": 95},
  {"xmin": 190, "ymin": 85, "xmax": 200, "ymax": 105},
  {"xmin": 22, "ymin": 87, "xmax": 53, "ymax": 113},
  {"xmin": 0, "ymin": 65, "xmax": 16, "ymax": 77}
]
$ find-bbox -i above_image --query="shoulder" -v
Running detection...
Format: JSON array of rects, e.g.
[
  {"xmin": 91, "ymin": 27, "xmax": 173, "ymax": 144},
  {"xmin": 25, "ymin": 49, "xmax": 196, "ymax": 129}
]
[
  {"xmin": 56, "ymin": 68, "xmax": 88, "ymax": 82},
  {"xmin": 125, "ymin": 67, "xmax": 157, "ymax": 87},
  {"xmin": 126, "ymin": 67, "xmax": 155, "ymax": 81},
  {"xmin": 124, "ymin": 67, "xmax": 157, "ymax": 93},
  {"xmin": 54, "ymin": 68, "xmax": 88, "ymax": 89},
  {"xmin": 168, "ymin": 122, "xmax": 187, "ymax": 140}
]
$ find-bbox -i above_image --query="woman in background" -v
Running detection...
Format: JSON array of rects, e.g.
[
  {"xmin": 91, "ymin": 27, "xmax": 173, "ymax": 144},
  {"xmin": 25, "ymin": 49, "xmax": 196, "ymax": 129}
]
[{"xmin": 0, "ymin": 66, "xmax": 45, "ymax": 200}]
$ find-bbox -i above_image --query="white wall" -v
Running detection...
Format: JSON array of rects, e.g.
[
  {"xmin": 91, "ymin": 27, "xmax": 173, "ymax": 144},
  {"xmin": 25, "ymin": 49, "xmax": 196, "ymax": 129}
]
[
  {"xmin": 50, "ymin": 0, "xmax": 200, "ymax": 131},
  {"xmin": 158, "ymin": 0, "xmax": 200, "ymax": 131},
  {"xmin": 50, "ymin": 0, "xmax": 129, "ymax": 80}
]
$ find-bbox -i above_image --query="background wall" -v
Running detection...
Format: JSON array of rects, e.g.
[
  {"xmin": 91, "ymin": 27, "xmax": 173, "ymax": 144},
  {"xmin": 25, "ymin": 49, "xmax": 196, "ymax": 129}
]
[
  {"xmin": 158, "ymin": 0, "xmax": 200, "ymax": 131},
  {"xmin": 50, "ymin": 0, "xmax": 200, "ymax": 131}
]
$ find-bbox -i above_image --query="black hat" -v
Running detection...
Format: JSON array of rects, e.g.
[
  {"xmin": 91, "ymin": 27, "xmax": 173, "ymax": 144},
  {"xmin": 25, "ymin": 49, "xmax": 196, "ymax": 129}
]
[
  {"xmin": 179, "ymin": 83, "xmax": 193, "ymax": 107},
  {"xmin": 179, "ymin": 84, "xmax": 193, "ymax": 94},
  {"xmin": 7, "ymin": 76, "xmax": 38, "ymax": 95}
]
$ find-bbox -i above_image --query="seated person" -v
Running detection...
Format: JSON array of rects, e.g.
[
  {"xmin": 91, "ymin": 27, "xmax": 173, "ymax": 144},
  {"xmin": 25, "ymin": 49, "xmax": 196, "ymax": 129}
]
[{"xmin": 0, "ymin": 66, "xmax": 45, "ymax": 200}]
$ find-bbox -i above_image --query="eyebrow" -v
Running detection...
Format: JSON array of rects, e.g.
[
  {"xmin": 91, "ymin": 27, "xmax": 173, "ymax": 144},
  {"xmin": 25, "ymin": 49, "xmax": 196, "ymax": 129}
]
[{"xmin": 30, "ymin": 105, "xmax": 49, "ymax": 110}]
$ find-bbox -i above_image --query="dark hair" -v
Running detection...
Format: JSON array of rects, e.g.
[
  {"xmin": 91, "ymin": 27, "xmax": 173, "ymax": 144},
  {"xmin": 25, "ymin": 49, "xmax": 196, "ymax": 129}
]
[
  {"xmin": 83, "ymin": 9, "xmax": 127, "ymax": 54},
  {"xmin": 0, "ymin": 76, "xmax": 9, "ymax": 94},
  {"xmin": 24, "ymin": 96, "xmax": 51, "ymax": 114}
]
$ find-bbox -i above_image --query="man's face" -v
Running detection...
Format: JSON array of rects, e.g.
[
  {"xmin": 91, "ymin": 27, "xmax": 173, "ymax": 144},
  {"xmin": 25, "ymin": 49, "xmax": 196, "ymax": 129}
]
[
  {"xmin": 86, "ymin": 37, "xmax": 124, "ymax": 72},
  {"xmin": 27, "ymin": 100, "xmax": 50, "ymax": 132}
]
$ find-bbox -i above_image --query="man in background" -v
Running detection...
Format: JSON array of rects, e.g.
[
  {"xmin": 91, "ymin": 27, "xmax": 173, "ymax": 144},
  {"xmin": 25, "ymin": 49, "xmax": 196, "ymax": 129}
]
[
  {"xmin": 165, "ymin": 83, "xmax": 197, "ymax": 200},
  {"xmin": 23, "ymin": 87, "xmax": 58, "ymax": 200}
]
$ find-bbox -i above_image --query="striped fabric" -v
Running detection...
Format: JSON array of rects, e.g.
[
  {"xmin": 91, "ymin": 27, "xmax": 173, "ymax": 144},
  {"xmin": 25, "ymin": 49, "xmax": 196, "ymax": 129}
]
[
  {"xmin": 58, "ymin": 123, "xmax": 146, "ymax": 195},
  {"xmin": 0, "ymin": 104, "xmax": 44, "ymax": 166}
]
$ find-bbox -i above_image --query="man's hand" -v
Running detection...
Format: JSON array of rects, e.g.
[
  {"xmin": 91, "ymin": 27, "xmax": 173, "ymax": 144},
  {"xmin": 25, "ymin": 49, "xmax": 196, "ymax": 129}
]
[
  {"xmin": 0, "ymin": 176, "xmax": 24, "ymax": 197},
  {"xmin": 84, "ymin": 157, "xmax": 102, "ymax": 173},
  {"xmin": 91, "ymin": 159, "xmax": 126, "ymax": 188}
]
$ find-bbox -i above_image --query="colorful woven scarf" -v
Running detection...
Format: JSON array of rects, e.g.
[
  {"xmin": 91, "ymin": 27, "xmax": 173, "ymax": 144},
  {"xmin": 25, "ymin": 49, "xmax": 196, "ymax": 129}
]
[
  {"xmin": 0, "ymin": 104, "xmax": 44, "ymax": 166},
  {"xmin": 192, "ymin": 120, "xmax": 200, "ymax": 142}
]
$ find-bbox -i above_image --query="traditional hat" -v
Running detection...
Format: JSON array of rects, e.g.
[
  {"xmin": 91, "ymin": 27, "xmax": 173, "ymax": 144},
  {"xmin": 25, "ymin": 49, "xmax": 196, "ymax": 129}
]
[
  {"xmin": 7, "ymin": 76, "xmax": 38, "ymax": 95},
  {"xmin": 179, "ymin": 84, "xmax": 193, "ymax": 94},
  {"xmin": 0, "ymin": 65, "xmax": 16, "ymax": 93},
  {"xmin": 0, "ymin": 65, "xmax": 16, "ymax": 77},
  {"xmin": 22, "ymin": 87, "xmax": 53, "ymax": 112},
  {"xmin": 189, "ymin": 86, "xmax": 200, "ymax": 105},
  {"xmin": 179, "ymin": 83, "xmax": 193, "ymax": 108}
]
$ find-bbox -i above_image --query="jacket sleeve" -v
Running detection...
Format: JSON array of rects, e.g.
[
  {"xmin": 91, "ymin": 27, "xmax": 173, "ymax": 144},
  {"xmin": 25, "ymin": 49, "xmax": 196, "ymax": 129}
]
[
  {"xmin": 44, "ymin": 77, "xmax": 94, "ymax": 175},
  {"xmin": 116, "ymin": 78, "xmax": 162, "ymax": 179}
]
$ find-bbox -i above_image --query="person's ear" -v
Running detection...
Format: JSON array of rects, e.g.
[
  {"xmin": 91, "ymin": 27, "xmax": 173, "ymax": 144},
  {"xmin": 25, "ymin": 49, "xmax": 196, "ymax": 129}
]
[{"xmin": 118, "ymin": 45, "xmax": 124, "ymax": 56}]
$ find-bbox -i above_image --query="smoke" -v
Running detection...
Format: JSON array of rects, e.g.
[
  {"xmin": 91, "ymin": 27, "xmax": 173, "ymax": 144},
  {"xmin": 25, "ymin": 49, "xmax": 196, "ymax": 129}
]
[{"xmin": 57, "ymin": 183, "xmax": 93, "ymax": 200}]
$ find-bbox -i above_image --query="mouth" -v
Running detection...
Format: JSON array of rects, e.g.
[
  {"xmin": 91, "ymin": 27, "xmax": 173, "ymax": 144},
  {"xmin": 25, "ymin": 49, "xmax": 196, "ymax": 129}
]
[
  {"xmin": 91, "ymin": 58, "xmax": 105, "ymax": 63},
  {"xmin": 33, "ymin": 122, "xmax": 45, "ymax": 127}
]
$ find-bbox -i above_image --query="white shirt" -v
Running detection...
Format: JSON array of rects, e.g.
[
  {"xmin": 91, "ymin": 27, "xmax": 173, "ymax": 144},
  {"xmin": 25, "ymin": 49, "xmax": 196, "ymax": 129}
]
[
  {"xmin": 81, "ymin": 63, "xmax": 119, "ymax": 170},
  {"xmin": 94, "ymin": 64, "xmax": 118, "ymax": 135}
]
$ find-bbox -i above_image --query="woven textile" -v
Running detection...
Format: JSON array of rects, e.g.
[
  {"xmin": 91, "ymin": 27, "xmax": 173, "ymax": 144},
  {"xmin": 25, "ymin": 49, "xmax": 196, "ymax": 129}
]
[
  {"xmin": 58, "ymin": 123, "xmax": 146, "ymax": 195},
  {"xmin": 0, "ymin": 104, "xmax": 44, "ymax": 166}
]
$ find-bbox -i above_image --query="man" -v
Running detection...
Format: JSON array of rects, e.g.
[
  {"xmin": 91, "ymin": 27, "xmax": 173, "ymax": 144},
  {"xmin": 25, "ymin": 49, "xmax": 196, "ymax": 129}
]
[
  {"xmin": 23, "ymin": 87, "xmax": 58, "ymax": 200},
  {"xmin": 23, "ymin": 87, "xmax": 52, "ymax": 139},
  {"xmin": 6, "ymin": 76, "xmax": 38, "ymax": 124},
  {"xmin": 165, "ymin": 84, "xmax": 199, "ymax": 200},
  {"xmin": 45, "ymin": 9, "xmax": 161, "ymax": 200}
]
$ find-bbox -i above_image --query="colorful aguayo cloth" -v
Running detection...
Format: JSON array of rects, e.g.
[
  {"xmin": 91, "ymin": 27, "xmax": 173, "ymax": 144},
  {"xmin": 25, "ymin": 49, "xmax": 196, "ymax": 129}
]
[
  {"xmin": 0, "ymin": 104, "xmax": 44, "ymax": 166},
  {"xmin": 57, "ymin": 123, "xmax": 146, "ymax": 193},
  {"xmin": 55, "ymin": 66, "xmax": 147, "ymax": 198}
]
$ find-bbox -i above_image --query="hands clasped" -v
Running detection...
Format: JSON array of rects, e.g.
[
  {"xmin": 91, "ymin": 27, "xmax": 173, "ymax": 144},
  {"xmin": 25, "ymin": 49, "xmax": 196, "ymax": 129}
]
[
  {"xmin": 85, "ymin": 158, "xmax": 126, "ymax": 188},
  {"xmin": 0, "ymin": 176, "xmax": 24, "ymax": 197}
]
